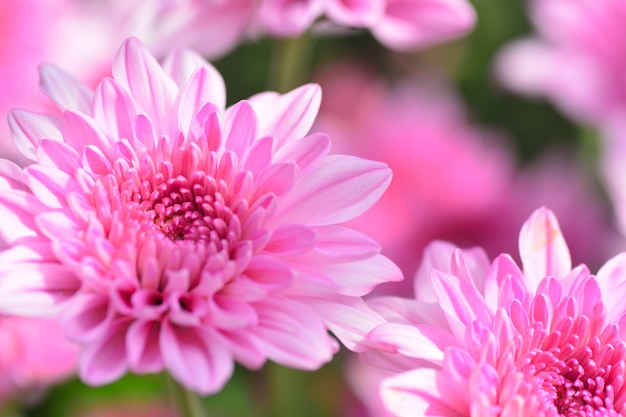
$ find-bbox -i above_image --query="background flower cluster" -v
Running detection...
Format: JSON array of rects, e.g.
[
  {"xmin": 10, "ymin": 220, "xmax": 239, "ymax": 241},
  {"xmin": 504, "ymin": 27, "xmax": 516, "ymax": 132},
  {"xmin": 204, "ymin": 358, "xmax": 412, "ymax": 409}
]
[{"xmin": 1, "ymin": 0, "xmax": 626, "ymax": 416}]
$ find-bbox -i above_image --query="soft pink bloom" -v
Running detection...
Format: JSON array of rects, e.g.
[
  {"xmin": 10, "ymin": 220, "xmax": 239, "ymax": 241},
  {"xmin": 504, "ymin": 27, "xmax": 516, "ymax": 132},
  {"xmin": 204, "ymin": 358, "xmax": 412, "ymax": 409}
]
[
  {"xmin": 360, "ymin": 207, "xmax": 626, "ymax": 416},
  {"xmin": 495, "ymin": 0, "xmax": 626, "ymax": 125},
  {"xmin": 0, "ymin": 315, "xmax": 77, "ymax": 404},
  {"xmin": 254, "ymin": 0, "xmax": 476, "ymax": 51},
  {"xmin": 0, "ymin": 37, "xmax": 401, "ymax": 395}
]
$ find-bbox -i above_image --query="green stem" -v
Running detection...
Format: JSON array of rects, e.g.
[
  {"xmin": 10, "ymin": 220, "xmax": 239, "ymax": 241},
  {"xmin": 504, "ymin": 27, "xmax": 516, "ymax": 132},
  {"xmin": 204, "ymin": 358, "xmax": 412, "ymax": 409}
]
[
  {"xmin": 166, "ymin": 374, "xmax": 208, "ymax": 417},
  {"xmin": 268, "ymin": 33, "xmax": 314, "ymax": 93}
]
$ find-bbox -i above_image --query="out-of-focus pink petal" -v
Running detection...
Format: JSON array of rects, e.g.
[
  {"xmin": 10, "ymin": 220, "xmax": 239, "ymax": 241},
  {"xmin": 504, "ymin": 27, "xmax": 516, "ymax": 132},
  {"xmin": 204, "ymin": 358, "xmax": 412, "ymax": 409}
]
[
  {"xmin": 126, "ymin": 320, "xmax": 164, "ymax": 373},
  {"xmin": 372, "ymin": 0, "xmax": 476, "ymax": 51},
  {"xmin": 256, "ymin": 0, "xmax": 323, "ymax": 37},
  {"xmin": 519, "ymin": 207, "xmax": 572, "ymax": 291},
  {"xmin": 325, "ymin": 0, "xmax": 385, "ymax": 26},
  {"xmin": 39, "ymin": 64, "xmax": 93, "ymax": 113},
  {"xmin": 367, "ymin": 323, "xmax": 454, "ymax": 363}
]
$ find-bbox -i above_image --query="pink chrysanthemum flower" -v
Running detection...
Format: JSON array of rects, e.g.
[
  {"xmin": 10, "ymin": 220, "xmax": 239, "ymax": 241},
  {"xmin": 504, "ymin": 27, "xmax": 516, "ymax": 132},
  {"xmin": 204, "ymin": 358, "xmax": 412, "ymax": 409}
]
[
  {"xmin": 361, "ymin": 207, "xmax": 626, "ymax": 416},
  {"xmin": 0, "ymin": 37, "xmax": 401, "ymax": 394},
  {"xmin": 0, "ymin": 316, "xmax": 77, "ymax": 404}
]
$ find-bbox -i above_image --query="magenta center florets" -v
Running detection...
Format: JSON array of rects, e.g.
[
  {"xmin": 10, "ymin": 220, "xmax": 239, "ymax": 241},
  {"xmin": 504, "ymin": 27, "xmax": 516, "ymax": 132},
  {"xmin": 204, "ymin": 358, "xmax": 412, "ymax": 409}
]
[
  {"xmin": 518, "ymin": 323, "xmax": 626, "ymax": 416},
  {"xmin": 143, "ymin": 173, "xmax": 240, "ymax": 247}
]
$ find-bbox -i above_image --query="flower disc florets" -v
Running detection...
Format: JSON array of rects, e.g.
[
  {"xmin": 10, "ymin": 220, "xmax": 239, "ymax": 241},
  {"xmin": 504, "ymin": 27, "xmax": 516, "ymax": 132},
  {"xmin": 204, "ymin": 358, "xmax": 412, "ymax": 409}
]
[
  {"xmin": 361, "ymin": 208, "xmax": 626, "ymax": 416},
  {"xmin": 0, "ymin": 37, "xmax": 401, "ymax": 394}
]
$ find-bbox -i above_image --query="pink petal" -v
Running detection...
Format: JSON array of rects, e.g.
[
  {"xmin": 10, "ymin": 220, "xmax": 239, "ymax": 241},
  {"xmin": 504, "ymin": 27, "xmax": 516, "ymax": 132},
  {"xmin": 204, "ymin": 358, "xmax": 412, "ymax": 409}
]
[
  {"xmin": 381, "ymin": 368, "xmax": 465, "ymax": 417},
  {"xmin": 112, "ymin": 37, "xmax": 178, "ymax": 136},
  {"xmin": 596, "ymin": 253, "xmax": 626, "ymax": 323},
  {"xmin": 126, "ymin": 320, "xmax": 164, "ymax": 373},
  {"xmin": 223, "ymin": 100, "xmax": 259, "ymax": 156},
  {"xmin": 325, "ymin": 0, "xmax": 385, "ymax": 26},
  {"xmin": 257, "ymin": 0, "xmax": 323, "ymax": 36},
  {"xmin": 172, "ymin": 55, "xmax": 226, "ymax": 129},
  {"xmin": 372, "ymin": 0, "xmax": 476, "ymax": 51},
  {"xmin": 367, "ymin": 323, "xmax": 453, "ymax": 364},
  {"xmin": 37, "ymin": 139, "xmax": 82, "ymax": 174},
  {"xmin": 252, "ymin": 297, "xmax": 336, "ymax": 369},
  {"xmin": 79, "ymin": 319, "xmax": 131, "ymax": 386},
  {"xmin": 275, "ymin": 154, "xmax": 391, "ymax": 226},
  {"xmin": 0, "ymin": 263, "xmax": 80, "ymax": 316},
  {"xmin": 367, "ymin": 296, "xmax": 448, "ymax": 329},
  {"xmin": 8, "ymin": 109, "xmax": 62, "ymax": 161},
  {"xmin": 92, "ymin": 78, "xmax": 139, "ymax": 143},
  {"xmin": 273, "ymin": 132, "xmax": 330, "ymax": 170},
  {"xmin": 0, "ymin": 191, "xmax": 48, "ymax": 243},
  {"xmin": 160, "ymin": 321, "xmax": 233, "ymax": 395},
  {"xmin": 264, "ymin": 224, "xmax": 317, "ymax": 257},
  {"xmin": 60, "ymin": 293, "xmax": 112, "ymax": 343},
  {"xmin": 312, "ymin": 225, "xmax": 381, "ymax": 261},
  {"xmin": 38, "ymin": 64, "xmax": 93, "ymax": 113},
  {"xmin": 249, "ymin": 84, "xmax": 321, "ymax": 147},
  {"xmin": 25, "ymin": 165, "xmax": 79, "ymax": 208},
  {"xmin": 316, "ymin": 254, "xmax": 403, "ymax": 296},
  {"xmin": 519, "ymin": 207, "xmax": 572, "ymax": 291},
  {"xmin": 305, "ymin": 295, "xmax": 387, "ymax": 352},
  {"xmin": 430, "ymin": 269, "xmax": 491, "ymax": 338},
  {"xmin": 62, "ymin": 110, "xmax": 113, "ymax": 155}
]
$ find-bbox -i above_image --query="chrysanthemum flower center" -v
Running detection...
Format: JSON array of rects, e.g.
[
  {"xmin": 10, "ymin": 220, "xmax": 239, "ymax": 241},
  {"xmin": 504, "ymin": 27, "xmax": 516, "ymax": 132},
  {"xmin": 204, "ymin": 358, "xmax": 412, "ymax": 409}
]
[
  {"xmin": 519, "ymin": 319, "xmax": 626, "ymax": 416},
  {"xmin": 144, "ymin": 174, "xmax": 237, "ymax": 245}
]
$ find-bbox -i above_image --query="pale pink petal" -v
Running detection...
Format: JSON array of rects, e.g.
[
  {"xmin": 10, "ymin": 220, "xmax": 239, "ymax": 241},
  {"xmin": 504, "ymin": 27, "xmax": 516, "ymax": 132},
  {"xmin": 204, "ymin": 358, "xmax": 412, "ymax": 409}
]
[
  {"xmin": 79, "ymin": 319, "xmax": 131, "ymax": 386},
  {"xmin": 367, "ymin": 296, "xmax": 448, "ymax": 329},
  {"xmin": 312, "ymin": 225, "xmax": 381, "ymax": 261},
  {"xmin": 256, "ymin": 0, "xmax": 323, "ymax": 37},
  {"xmin": 112, "ymin": 37, "xmax": 178, "ymax": 136},
  {"xmin": 38, "ymin": 64, "xmax": 93, "ymax": 113},
  {"xmin": 8, "ymin": 109, "xmax": 62, "ymax": 161},
  {"xmin": 60, "ymin": 293, "xmax": 112, "ymax": 343},
  {"xmin": 305, "ymin": 295, "xmax": 388, "ymax": 352},
  {"xmin": 372, "ymin": 0, "xmax": 476, "ymax": 51},
  {"xmin": 325, "ymin": 0, "xmax": 385, "ymax": 26},
  {"xmin": 316, "ymin": 254, "xmax": 403, "ymax": 296},
  {"xmin": 92, "ymin": 78, "xmax": 139, "ymax": 142},
  {"xmin": 160, "ymin": 321, "xmax": 233, "ymax": 395},
  {"xmin": 126, "ymin": 320, "xmax": 164, "ymax": 373},
  {"xmin": 519, "ymin": 207, "xmax": 572, "ymax": 290},
  {"xmin": 0, "ymin": 191, "xmax": 48, "ymax": 243},
  {"xmin": 62, "ymin": 110, "xmax": 113, "ymax": 155},
  {"xmin": 430, "ymin": 269, "xmax": 491, "ymax": 338},
  {"xmin": 252, "ymin": 297, "xmax": 336, "ymax": 369},
  {"xmin": 367, "ymin": 323, "xmax": 453, "ymax": 364},
  {"xmin": 223, "ymin": 101, "xmax": 259, "ymax": 155},
  {"xmin": 264, "ymin": 224, "xmax": 317, "ymax": 257},
  {"xmin": 37, "ymin": 139, "xmax": 82, "ymax": 173},
  {"xmin": 596, "ymin": 253, "xmax": 626, "ymax": 323},
  {"xmin": 276, "ymin": 155, "xmax": 391, "ymax": 226},
  {"xmin": 381, "ymin": 368, "xmax": 465, "ymax": 417},
  {"xmin": 273, "ymin": 132, "xmax": 331, "ymax": 170},
  {"xmin": 249, "ymin": 84, "xmax": 321, "ymax": 147},
  {"xmin": 25, "ymin": 165, "xmax": 79, "ymax": 208}
]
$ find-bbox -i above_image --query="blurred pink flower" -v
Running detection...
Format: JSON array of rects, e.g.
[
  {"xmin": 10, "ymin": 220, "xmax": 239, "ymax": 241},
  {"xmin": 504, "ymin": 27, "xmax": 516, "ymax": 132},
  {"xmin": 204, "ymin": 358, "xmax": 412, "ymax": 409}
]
[
  {"xmin": 315, "ymin": 63, "xmax": 621, "ymax": 291},
  {"xmin": 0, "ymin": 0, "xmax": 256, "ymax": 163},
  {"xmin": 495, "ymin": 0, "xmax": 626, "ymax": 125},
  {"xmin": 254, "ymin": 0, "xmax": 476, "ymax": 51},
  {"xmin": 0, "ymin": 316, "xmax": 77, "ymax": 404},
  {"xmin": 0, "ymin": 37, "xmax": 401, "ymax": 395},
  {"xmin": 362, "ymin": 208, "xmax": 626, "ymax": 415}
]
